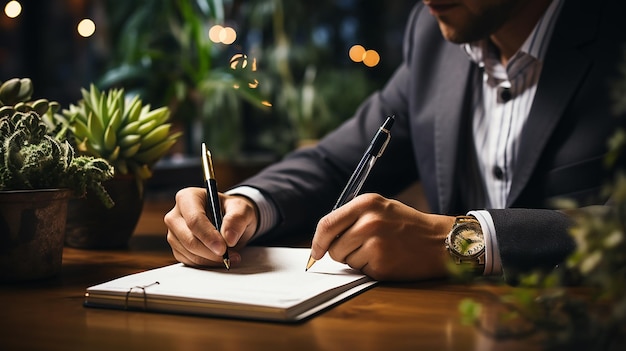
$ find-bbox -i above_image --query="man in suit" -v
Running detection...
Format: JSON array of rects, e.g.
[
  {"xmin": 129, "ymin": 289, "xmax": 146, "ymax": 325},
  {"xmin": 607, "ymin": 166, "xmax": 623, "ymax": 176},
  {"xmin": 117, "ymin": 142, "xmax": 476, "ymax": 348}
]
[{"xmin": 165, "ymin": 0, "xmax": 626, "ymax": 281}]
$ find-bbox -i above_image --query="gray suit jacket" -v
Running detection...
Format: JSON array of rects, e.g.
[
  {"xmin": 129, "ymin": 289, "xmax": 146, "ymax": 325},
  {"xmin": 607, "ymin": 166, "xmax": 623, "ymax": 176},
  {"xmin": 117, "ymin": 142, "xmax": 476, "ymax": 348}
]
[{"xmin": 240, "ymin": 0, "xmax": 626, "ymax": 278}]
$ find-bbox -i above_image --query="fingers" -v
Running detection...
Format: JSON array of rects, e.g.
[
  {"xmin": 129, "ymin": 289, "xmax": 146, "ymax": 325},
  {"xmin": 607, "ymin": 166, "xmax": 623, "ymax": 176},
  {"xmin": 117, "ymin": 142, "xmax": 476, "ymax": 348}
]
[
  {"xmin": 167, "ymin": 229, "xmax": 222, "ymax": 267},
  {"xmin": 163, "ymin": 188, "xmax": 222, "ymax": 266},
  {"xmin": 164, "ymin": 189, "xmax": 224, "ymax": 266},
  {"xmin": 221, "ymin": 194, "xmax": 259, "ymax": 248},
  {"xmin": 310, "ymin": 206, "xmax": 357, "ymax": 260},
  {"xmin": 309, "ymin": 193, "xmax": 453, "ymax": 281},
  {"xmin": 167, "ymin": 222, "xmax": 242, "ymax": 268},
  {"xmin": 340, "ymin": 235, "xmax": 389, "ymax": 280},
  {"xmin": 163, "ymin": 188, "xmax": 260, "ymax": 268},
  {"xmin": 310, "ymin": 193, "xmax": 382, "ymax": 260}
]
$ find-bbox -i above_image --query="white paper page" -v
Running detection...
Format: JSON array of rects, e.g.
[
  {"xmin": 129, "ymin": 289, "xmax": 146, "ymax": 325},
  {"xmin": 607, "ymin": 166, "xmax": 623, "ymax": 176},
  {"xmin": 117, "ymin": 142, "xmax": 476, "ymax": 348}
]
[{"xmin": 87, "ymin": 247, "xmax": 369, "ymax": 309}]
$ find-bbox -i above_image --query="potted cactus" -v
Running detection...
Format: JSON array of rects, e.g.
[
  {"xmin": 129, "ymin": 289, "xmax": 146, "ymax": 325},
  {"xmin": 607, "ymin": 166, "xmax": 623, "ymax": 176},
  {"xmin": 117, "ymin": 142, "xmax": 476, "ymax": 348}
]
[
  {"xmin": 60, "ymin": 84, "xmax": 181, "ymax": 248},
  {"xmin": 0, "ymin": 78, "xmax": 114, "ymax": 281}
]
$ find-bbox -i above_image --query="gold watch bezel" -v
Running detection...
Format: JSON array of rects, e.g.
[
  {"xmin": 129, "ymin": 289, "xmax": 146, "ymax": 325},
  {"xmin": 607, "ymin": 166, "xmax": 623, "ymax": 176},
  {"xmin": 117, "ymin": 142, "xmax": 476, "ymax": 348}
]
[{"xmin": 445, "ymin": 216, "xmax": 485, "ymax": 268}]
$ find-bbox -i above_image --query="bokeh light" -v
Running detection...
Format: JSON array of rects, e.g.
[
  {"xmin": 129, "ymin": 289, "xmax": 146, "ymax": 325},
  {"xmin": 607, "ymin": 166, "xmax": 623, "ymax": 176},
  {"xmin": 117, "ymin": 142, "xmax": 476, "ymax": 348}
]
[
  {"xmin": 362, "ymin": 49, "xmax": 380, "ymax": 67},
  {"xmin": 349, "ymin": 45, "xmax": 366, "ymax": 63},
  {"xmin": 221, "ymin": 27, "xmax": 237, "ymax": 45},
  {"xmin": 4, "ymin": 1, "xmax": 22, "ymax": 18},
  {"xmin": 209, "ymin": 24, "xmax": 237, "ymax": 45},
  {"xmin": 209, "ymin": 25, "xmax": 223, "ymax": 43},
  {"xmin": 77, "ymin": 19, "xmax": 96, "ymax": 37},
  {"xmin": 349, "ymin": 44, "xmax": 380, "ymax": 67},
  {"xmin": 230, "ymin": 53, "xmax": 248, "ymax": 70},
  {"xmin": 251, "ymin": 57, "xmax": 257, "ymax": 71},
  {"xmin": 229, "ymin": 52, "xmax": 264, "ymax": 105}
]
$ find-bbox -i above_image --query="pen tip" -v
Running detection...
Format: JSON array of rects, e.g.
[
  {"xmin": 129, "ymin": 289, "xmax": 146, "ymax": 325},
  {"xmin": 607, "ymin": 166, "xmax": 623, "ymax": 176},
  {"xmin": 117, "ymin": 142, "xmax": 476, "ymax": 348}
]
[
  {"xmin": 223, "ymin": 258, "xmax": 231, "ymax": 270},
  {"xmin": 305, "ymin": 256, "xmax": 317, "ymax": 271}
]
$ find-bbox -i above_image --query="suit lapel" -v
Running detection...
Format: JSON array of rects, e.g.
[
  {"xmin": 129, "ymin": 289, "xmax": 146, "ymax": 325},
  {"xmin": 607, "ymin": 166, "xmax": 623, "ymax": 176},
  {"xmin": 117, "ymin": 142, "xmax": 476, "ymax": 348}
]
[
  {"xmin": 507, "ymin": 0, "xmax": 599, "ymax": 206},
  {"xmin": 434, "ymin": 48, "xmax": 473, "ymax": 212}
]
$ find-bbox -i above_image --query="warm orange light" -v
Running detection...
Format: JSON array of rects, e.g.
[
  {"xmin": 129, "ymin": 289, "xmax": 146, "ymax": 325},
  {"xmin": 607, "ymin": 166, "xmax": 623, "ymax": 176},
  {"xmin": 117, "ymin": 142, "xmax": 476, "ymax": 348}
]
[
  {"xmin": 77, "ymin": 19, "xmax": 96, "ymax": 37},
  {"xmin": 349, "ymin": 45, "xmax": 366, "ymax": 63},
  {"xmin": 222, "ymin": 27, "xmax": 237, "ymax": 45},
  {"xmin": 349, "ymin": 45, "xmax": 380, "ymax": 67},
  {"xmin": 261, "ymin": 101, "xmax": 272, "ymax": 107},
  {"xmin": 5, "ymin": 1, "xmax": 22, "ymax": 18},
  {"xmin": 209, "ymin": 24, "xmax": 237, "ymax": 45},
  {"xmin": 229, "ymin": 53, "xmax": 248, "ymax": 70},
  {"xmin": 209, "ymin": 25, "xmax": 223, "ymax": 43},
  {"xmin": 248, "ymin": 79, "xmax": 259, "ymax": 89},
  {"xmin": 362, "ymin": 49, "xmax": 380, "ymax": 67}
]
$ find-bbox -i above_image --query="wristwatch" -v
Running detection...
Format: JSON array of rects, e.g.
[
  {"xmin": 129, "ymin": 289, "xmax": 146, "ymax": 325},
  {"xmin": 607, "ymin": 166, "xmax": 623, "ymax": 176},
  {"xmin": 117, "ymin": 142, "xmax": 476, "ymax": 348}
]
[{"xmin": 445, "ymin": 215, "xmax": 485, "ymax": 274}]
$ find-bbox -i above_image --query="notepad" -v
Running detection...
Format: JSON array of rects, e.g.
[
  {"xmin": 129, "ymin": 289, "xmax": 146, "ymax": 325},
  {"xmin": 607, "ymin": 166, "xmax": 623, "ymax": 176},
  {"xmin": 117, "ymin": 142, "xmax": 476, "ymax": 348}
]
[{"xmin": 84, "ymin": 247, "xmax": 376, "ymax": 322}]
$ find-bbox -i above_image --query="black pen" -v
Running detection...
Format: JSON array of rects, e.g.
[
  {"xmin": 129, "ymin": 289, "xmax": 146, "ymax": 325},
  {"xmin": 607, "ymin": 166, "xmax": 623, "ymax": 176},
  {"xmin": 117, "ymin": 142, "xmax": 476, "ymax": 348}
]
[
  {"xmin": 201, "ymin": 143, "xmax": 230, "ymax": 270},
  {"xmin": 305, "ymin": 116, "xmax": 395, "ymax": 271}
]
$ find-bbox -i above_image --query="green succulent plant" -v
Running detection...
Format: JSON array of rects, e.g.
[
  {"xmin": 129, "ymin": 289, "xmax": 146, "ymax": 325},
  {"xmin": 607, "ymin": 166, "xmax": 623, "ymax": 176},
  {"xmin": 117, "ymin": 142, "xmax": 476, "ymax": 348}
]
[
  {"xmin": 0, "ymin": 77, "xmax": 114, "ymax": 207},
  {"xmin": 61, "ymin": 85, "xmax": 182, "ymax": 191},
  {"xmin": 0, "ymin": 78, "xmax": 34, "ymax": 106},
  {"xmin": 0, "ymin": 109, "xmax": 114, "ymax": 208},
  {"xmin": 0, "ymin": 78, "xmax": 64, "ymax": 136}
]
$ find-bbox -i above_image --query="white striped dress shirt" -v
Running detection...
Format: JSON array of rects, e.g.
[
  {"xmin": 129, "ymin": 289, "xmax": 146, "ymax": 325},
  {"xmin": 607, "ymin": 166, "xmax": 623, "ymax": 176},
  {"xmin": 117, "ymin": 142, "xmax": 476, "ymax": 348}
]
[
  {"xmin": 463, "ymin": 0, "xmax": 564, "ymax": 209},
  {"xmin": 464, "ymin": 0, "xmax": 564, "ymax": 275}
]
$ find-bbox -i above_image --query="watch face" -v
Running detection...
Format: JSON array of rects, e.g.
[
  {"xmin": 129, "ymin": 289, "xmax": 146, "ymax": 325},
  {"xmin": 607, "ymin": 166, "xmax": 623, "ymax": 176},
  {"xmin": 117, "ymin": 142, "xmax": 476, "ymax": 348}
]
[{"xmin": 450, "ymin": 222, "xmax": 484, "ymax": 258}]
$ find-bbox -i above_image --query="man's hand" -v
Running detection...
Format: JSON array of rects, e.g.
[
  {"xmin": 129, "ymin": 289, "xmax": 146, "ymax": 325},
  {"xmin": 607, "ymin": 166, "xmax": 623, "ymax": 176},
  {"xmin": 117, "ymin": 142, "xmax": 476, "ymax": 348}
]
[
  {"xmin": 310, "ymin": 193, "xmax": 456, "ymax": 281},
  {"xmin": 164, "ymin": 187, "xmax": 259, "ymax": 267}
]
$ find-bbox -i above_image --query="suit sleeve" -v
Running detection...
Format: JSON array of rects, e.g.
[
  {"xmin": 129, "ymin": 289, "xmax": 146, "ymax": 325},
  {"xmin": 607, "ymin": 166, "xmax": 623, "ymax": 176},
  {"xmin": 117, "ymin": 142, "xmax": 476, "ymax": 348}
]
[
  {"xmin": 487, "ymin": 208, "xmax": 576, "ymax": 282},
  {"xmin": 238, "ymin": 4, "xmax": 428, "ymax": 243}
]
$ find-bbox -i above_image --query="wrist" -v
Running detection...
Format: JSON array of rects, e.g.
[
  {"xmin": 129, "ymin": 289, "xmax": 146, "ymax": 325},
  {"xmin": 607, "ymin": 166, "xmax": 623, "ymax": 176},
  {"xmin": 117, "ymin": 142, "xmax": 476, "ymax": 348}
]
[{"xmin": 468, "ymin": 210, "xmax": 502, "ymax": 276}]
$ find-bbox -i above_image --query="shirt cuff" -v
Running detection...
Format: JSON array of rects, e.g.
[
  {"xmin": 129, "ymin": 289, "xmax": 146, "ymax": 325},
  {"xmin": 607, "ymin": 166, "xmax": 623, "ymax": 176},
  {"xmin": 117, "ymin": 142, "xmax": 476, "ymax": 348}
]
[
  {"xmin": 468, "ymin": 210, "xmax": 503, "ymax": 276},
  {"xmin": 225, "ymin": 186, "xmax": 280, "ymax": 239}
]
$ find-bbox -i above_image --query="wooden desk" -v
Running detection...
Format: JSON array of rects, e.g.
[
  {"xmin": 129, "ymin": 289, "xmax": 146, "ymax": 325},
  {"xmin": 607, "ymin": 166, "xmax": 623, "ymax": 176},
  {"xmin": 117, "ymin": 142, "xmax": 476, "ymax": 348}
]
[{"xmin": 0, "ymin": 200, "xmax": 539, "ymax": 351}]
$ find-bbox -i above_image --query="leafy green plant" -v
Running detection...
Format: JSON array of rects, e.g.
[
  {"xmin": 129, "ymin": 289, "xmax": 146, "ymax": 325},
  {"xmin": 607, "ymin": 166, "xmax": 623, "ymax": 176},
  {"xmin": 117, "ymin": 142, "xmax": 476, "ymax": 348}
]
[
  {"xmin": 237, "ymin": 0, "xmax": 377, "ymax": 151},
  {"xmin": 98, "ymin": 0, "xmax": 225, "ymax": 106},
  {"xmin": 61, "ymin": 85, "xmax": 182, "ymax": 192},
  {"xmin": 0, "ymin": 78, "xmax": 114, "ymax": 207},
  {"xmin": 97, "ymin": 0, "xmax": 263, "ymax": 159}
]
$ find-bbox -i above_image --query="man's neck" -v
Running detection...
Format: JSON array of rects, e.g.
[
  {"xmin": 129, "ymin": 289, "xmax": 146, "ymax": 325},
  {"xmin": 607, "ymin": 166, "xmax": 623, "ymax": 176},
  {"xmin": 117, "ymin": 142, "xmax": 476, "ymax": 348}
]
[{"xmin": 490, "ymin": 0, "xmax": 553, "ymax": 66}]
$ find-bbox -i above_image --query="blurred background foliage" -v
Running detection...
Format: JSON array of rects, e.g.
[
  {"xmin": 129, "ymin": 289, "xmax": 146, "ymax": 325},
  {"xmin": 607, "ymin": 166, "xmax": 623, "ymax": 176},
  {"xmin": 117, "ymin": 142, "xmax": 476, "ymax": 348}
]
[{"xmin": 0, "ymin": 0, "xmax": 414, "ymax": 162}]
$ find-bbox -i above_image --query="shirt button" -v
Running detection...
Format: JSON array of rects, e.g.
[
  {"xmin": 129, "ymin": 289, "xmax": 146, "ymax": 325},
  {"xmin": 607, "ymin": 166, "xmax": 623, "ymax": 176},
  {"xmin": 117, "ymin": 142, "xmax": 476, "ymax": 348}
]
[
  {"xmin": 493, "ymin": 166, "xmax": 504, "ymax": 180},
  {"xmin": 500, "ymin": 88, "xmax": 512, "ymax": 102}
]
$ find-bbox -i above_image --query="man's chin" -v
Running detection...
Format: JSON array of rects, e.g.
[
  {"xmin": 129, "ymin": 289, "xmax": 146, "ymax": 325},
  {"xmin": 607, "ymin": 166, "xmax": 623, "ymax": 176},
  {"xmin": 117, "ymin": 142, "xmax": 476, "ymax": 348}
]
[
  {"xmin": 436, "ymin": 22, "xmax": 482, "ymax": 44},
  {"xmin": 437, "ymin": 24, "xmax": 465, "ymax": 44}
]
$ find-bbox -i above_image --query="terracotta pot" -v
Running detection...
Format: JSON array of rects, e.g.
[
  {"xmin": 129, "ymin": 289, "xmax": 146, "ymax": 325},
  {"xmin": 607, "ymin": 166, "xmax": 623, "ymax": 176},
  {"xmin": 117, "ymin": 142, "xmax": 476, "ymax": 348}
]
[
  {"xmin": 65, "ymin": 177, "xmax": 144, "ymax": 249},
  {"xmin": 0, "ymin": 189, "xmax": 72, "ymax": 282}
]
